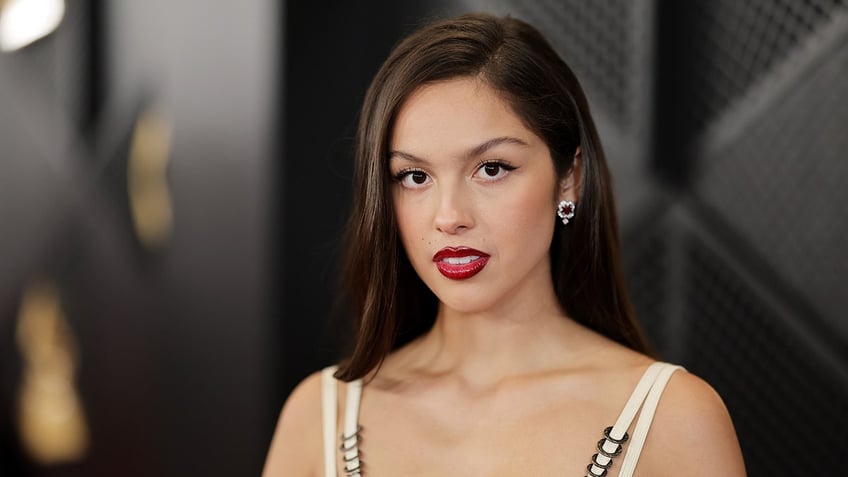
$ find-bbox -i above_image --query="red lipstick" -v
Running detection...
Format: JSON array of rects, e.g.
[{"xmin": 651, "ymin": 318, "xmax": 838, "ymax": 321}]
[{"xmin": 432, "ymin": 247, "xmax": 490, "ymax": 280}]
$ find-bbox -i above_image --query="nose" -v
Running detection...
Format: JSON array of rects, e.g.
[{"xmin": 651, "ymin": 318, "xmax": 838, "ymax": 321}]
[{"xmin": 433, "ymin": 182, "xmax": 474, "ymax": 234}]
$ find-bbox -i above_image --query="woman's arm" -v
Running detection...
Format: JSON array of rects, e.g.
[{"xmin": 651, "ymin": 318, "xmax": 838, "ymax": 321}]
[{"xmin": 262, "ymin": 371, "xmax": 324, "ymax": 477}]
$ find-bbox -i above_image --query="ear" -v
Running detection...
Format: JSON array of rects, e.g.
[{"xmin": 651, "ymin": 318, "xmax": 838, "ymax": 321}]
[{"xmin": 558, "ymin": 146, "xmax": 583, "ymax": 203}]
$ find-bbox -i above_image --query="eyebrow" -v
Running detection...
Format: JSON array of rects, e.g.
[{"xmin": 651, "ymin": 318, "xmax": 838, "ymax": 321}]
[{"xmin": 389, "ymin": 136, "xmax": 529, "ymax": 163}]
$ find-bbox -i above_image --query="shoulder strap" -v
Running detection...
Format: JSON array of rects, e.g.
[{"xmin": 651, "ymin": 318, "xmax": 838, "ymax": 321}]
[
  {"xmin": 321, "ymin": 366, "xmax": 338, "ymax": 477},
  {"xmin": 341, "ymin": 379, "xmax": 363, "ymax": 475},
  {"xmin": 607, "ymin": 362, "xmax": 668, "ymax": 442},
  {"xmin": 321, "ymin": 366, "xmax": 364, "ymax": 477},
  {"xmin": 587, "ymin": 362, "xmax": 683, "ymax": 477},
  {"xmin": 618, "ymin": 363, "xmax": 682, "ymax": 477}
]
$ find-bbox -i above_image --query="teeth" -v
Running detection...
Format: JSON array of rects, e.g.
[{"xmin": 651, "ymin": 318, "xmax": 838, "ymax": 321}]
[{"xmin": 443, "ymin": 255, "xmax": 480, "ymax": 265}]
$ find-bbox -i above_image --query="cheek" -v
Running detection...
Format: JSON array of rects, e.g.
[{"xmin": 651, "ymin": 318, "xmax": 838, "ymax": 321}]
[
  {"xmin": 490, "ymin": 182, "xmax": 557, "ymax": 249},
  {"xmin": 392, "ymin": 193, "xmax": 425, "ymax": 256}
]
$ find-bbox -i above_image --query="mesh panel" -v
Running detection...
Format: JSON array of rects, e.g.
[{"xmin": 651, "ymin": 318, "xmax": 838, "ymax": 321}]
[
  {"xmin": 504, "ymin": 0, "xmax": 639, "ymax": 127},
  {"xmin": 679, "ymin": 0, "xmax": 846, "ymax": 128},
  {"xmin": 683, "ymin": 237, "xmax": 848, "ymax": 476},
  {"xmin": 695, "ymin": 37, "xmax": 848, "ymax": 330}
]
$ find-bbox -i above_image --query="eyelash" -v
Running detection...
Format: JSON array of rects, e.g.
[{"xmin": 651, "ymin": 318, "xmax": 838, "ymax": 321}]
[
  {"xmin": 392, "ymin": 160, "xmax": 517, "ymax": 187},
  {"xmin": 392, "ymin": 168, "xmax": 428, "ymax": 185},
  {"xmin": 475, "ymin": 159, "xmax": 517, "ymax": 179}
]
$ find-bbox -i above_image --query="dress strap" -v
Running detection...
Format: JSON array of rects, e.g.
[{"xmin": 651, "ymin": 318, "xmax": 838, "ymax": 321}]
[
  {"xmin": 321, "ymin": 366, "xmax": 364, "ymax": 477},
  {"xmin": 586, "ymin": 362, "xmax": 683, "ymax": 477},
  {"xmin": 618, "ymin": 363, "xmax": 681, "ymax": 477},
  {"xmin": 321, "ymin": 366, "xmax": 339, "ymax": 477},
  {"xmin": 340, "ymin": 378, "xmax": 364, "ymax": 476}
]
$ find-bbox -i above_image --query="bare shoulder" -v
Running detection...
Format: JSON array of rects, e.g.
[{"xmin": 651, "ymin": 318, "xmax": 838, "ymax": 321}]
[
  {"xmin": 262, "ymin": 370, "xmax": 324, "ymax": 477},
  {"xmin": 637, "ymin": 368, "xmax": 747, "ymax": 476}
]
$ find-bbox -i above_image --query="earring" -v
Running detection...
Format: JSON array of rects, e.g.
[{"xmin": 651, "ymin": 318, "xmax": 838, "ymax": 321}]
[{"xmin": 557, "ymin": 200, "xmax": 575, "ymax": 225}]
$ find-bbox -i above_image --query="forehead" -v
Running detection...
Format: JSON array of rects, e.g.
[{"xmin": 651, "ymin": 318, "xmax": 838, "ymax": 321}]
[{"xmin": 390, "ymin": 77, "xmax": 540, "ymax": 154}]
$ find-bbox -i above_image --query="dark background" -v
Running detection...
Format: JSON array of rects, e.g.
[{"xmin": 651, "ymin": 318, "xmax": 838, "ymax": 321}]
[{"xmin": 1, "ymin": 0, "xmax": 846, "ymax": 475}]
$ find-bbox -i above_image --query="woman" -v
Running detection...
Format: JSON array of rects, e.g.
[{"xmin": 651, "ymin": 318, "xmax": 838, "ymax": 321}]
[{"xmin": 264, "ymin": 13, "xmax": 745, "ymax": 477}]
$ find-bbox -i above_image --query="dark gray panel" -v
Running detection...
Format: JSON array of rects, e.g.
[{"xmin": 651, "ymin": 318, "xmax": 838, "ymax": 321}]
[
  {"xmin": 695, "ymin": 34, "xmax": 848, "ymax": 337},
  {"xmin": 621, "ymin": 207, "xmax": 673, "ymax": 357},
  {"xmin": 682, "ymin": 236, "xmax": 848, "ymax": 476},
  {"xmin": 674, "ymin": 0, "xmax": 846, "ymax": 129},
  {"xmin": 504, "ymin": 0, "xmax": 643, "ymax": 129}
]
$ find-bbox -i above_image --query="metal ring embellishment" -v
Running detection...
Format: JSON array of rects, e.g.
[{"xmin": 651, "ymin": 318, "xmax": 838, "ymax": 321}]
[
  {"xmin": 339, "ymin": 425, "xmax": 363, "ymax": 476},
  {"xmin": 585, "ymin": 426, "xmax": 630, "ymax": 477}
]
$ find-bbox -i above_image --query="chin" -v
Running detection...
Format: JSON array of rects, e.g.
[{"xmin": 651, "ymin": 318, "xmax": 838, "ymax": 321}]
[{"xmin": 431, "ymin": 287, "xmax": 497, "ymax": 315}]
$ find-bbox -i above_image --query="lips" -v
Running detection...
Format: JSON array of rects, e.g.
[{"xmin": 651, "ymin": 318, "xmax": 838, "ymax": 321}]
[{"xmin": 432, "ymin": 247, "xmax": 490, "ymax": 280}]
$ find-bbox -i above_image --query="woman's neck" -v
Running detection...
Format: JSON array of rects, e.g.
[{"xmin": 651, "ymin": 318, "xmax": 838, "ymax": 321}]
[{"xmin": 402, "ymin": 289, "xmax": 585, "ymax": 390}]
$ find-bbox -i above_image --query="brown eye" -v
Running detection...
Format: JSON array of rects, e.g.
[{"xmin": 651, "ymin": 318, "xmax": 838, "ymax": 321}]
[
  {"xmin": 396, "ymin": 169, "xmax": 431, "ymax": 189},
  {"xmin": 483, "ymin": 164, "xmax": 501, "ymax": 177},
  {"xmin": 474, "ymin": 161, "xmax": 515, "ymax": 181}
]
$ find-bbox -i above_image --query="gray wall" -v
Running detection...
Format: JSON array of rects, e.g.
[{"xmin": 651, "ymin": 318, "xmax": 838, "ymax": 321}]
[{"xmin": 1, "ymin": 0, "xmax": 277, "ymax": 475}]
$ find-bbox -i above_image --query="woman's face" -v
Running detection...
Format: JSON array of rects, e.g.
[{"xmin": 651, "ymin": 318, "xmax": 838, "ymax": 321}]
[{"xmin": 389, "ymin": 77, "xmax": 579, "ymax": 314}]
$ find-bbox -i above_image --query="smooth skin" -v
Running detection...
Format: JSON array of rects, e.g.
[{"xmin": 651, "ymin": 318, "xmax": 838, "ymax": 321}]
[{"xmin": 263, "ymin": 78, "xmax": 746, "ymax": 476}]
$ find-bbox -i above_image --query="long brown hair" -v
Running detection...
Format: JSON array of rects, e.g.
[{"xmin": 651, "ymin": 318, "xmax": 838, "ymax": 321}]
[{"xmin": 336, "ymin": 13, "xmax": 652, "ymax": 381}]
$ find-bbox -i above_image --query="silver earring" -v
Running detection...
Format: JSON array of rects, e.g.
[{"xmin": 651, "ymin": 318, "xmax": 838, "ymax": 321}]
[{"xmin": 557, "ymin": 200, "xmax": 575, "ymax": 225}]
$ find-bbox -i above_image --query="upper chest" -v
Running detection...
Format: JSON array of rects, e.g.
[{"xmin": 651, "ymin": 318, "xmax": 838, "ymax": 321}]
[{"xmin": 343, "ymin": 376, "xmax": 634, "ymax": 477}]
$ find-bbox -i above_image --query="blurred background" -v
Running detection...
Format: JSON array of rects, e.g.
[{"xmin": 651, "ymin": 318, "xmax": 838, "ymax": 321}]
[{"xmin": 0, "ymin": 0, "xmax": 845, "ymax": 475}]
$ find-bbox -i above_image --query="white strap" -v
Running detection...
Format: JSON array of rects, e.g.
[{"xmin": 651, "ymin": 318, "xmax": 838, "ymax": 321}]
[
  {"xmin": 618, "ymin": 364, "xmax": 682, "ymax": 477},
  {"xmin": 321, "ymin": 366, "xmax": 338, "ymax": 477},
  {"xmin": 591, "ymin": 362, "xmax": 665, "ymax": 471},
  {"xmin": 609, "ymin": 362, "xmax": 667, "ymax": 440},
  {"xmin": 587, "ymin": 362, "xmax": 683, "ymax": 475},
  {"xmin": 341, "ymin": 379, "xmax": 363, "ymax": 474}
]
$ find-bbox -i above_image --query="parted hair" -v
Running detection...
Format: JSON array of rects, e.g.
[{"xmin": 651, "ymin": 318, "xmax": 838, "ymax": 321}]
[{"xmin": 336, "ymin": 12, "xmax": 652, "ymax": 381}]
